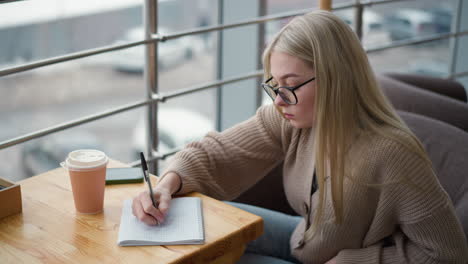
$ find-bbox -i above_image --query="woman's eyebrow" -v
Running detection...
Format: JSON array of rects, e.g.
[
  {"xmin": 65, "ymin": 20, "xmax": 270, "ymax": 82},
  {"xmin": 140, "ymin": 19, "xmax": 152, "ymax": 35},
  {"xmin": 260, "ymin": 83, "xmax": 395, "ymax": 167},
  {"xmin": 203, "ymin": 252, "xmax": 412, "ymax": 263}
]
[{"xmin": 274, "ymin": 73, "xmax": 300, "ymax": 81}]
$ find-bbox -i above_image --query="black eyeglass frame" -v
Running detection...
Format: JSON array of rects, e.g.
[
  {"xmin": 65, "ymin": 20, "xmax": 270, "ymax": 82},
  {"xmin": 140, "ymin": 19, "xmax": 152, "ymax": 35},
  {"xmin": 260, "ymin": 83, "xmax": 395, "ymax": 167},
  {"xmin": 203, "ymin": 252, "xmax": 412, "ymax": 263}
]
[{"xmin": 261, "ymin": 76, "xmax": 316, "ymax": 105}]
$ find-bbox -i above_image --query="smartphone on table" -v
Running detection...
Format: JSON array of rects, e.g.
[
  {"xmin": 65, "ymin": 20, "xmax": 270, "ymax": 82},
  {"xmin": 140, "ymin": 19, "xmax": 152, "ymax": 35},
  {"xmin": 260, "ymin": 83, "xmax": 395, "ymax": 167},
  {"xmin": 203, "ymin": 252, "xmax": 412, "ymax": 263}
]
[{"xmin": 106, "ymin": 168, "xmax": 144, "ymax": 185}]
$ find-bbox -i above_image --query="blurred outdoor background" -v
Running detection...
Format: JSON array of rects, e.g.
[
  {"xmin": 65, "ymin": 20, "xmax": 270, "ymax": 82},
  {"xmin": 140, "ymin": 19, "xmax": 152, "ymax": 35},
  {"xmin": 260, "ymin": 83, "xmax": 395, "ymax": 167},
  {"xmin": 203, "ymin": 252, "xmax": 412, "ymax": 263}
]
[{"xmin": 0, "ymin": 0, "xmax": 466, "ymax": 181}]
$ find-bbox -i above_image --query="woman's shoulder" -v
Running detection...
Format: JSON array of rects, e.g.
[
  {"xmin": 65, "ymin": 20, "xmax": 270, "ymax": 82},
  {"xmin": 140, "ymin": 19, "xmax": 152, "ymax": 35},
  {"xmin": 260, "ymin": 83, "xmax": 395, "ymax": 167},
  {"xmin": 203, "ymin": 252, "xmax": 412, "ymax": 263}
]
[
  {"xmin": 351, "ymin": 126, "xmax": 432, "ymax": 183},
  {"xmin": 363, "ymin": 126, "xmax": 411, "ymax": 149},
  {"xmin": 360, "ymin": 126, "xmax": 417, "ymax": 158}
]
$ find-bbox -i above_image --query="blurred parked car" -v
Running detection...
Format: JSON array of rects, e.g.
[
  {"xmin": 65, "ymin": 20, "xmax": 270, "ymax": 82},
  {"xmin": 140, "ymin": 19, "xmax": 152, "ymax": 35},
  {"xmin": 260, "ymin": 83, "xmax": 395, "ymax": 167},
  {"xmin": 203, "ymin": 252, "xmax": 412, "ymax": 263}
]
[
  {"xmin": 112, "ymin": 27, "xmax": 204, "ymax": 73},
  {"xmin": 385, "ymin": 9, "xmax": 438, "ymax": 41},
  {"xmin": 425, "ymin": 5, "xmax": 452, "ymax": 34},
  {"xmin": 132, "ymin": 107, "xmax": 214, "ymax": 160},
  {"xmin": 132, "ymin": 107, "xmax": 215, "ymax": 172},
  {"xmin": 21, "ymin": 131, "xmax": 105, "ymax": 176},
  {"xmin": 334, "ymin": 9, "xmax": 389, "ymax": 48}
]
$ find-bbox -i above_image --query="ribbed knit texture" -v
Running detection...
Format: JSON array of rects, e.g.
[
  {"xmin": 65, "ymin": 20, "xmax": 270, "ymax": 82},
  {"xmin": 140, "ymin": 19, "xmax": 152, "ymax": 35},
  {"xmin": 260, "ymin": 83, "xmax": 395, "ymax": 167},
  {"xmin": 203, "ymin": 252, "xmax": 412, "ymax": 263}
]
[{"xmin": 163, "ymin": 105, "xmax": 468, "ymax": 264}]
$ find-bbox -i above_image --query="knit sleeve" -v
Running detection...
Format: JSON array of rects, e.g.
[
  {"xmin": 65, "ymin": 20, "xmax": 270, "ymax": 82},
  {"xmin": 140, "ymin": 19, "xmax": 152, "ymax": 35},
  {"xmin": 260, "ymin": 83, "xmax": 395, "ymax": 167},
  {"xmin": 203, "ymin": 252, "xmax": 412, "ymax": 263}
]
[
  {"xmin": 336, "ymin": 140, "xmax": 468, "ymax": 263},
  {"xmin": 160, "ymin": 104, "xmax": 285, "ymax": 200}
]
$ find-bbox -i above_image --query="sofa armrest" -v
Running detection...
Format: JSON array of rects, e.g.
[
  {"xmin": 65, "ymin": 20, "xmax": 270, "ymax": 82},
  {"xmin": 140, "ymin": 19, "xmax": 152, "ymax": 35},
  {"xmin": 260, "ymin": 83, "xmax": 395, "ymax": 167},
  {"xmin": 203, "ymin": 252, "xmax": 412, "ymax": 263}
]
[
  {"xmin": 378, "ymin": 74, "xmax": 468, "ymax": 133},
  {"xmin": 385, "ymin": 72, "xmax": 467, "ymax": 103}
]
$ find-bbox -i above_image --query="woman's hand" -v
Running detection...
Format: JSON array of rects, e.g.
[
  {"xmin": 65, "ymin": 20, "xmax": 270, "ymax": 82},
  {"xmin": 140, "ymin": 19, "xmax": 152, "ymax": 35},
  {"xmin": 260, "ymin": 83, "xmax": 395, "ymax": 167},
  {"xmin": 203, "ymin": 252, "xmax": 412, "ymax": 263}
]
[
  {"xmin": 325, "ymin": 256, "xmax": 337, "ymax": 264},
  {"xmin": 132, "ymin": 186, "xmax": 172, "ymax": 225},
  {"xmin": 131, "ymin": 172, "xmax": 182, "ymax": 225}
]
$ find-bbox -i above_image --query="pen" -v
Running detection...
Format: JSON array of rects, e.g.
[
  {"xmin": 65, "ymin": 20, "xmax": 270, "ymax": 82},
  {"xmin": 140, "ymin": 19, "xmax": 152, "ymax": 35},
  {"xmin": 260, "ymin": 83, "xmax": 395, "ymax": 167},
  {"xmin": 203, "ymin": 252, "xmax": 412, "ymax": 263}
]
[{"xmin": 140, "ymin": 152, "xmax": 158, "ymax": 209}]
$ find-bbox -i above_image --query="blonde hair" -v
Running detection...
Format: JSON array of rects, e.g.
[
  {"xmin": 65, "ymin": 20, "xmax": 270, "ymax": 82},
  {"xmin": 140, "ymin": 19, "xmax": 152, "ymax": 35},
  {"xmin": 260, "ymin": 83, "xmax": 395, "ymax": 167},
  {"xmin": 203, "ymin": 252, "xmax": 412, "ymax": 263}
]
[{"xmin": 262, "ymin": 10, "xmax": 432, "ymax": 240}]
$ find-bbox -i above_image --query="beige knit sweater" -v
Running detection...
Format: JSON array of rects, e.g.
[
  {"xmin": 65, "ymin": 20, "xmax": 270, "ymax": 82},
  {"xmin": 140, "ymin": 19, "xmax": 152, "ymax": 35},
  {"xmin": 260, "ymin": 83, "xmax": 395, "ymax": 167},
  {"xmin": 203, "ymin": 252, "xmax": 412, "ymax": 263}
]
[{"xmin": 163, "ymin": 104, "xmax": 468, "ymax": 264}]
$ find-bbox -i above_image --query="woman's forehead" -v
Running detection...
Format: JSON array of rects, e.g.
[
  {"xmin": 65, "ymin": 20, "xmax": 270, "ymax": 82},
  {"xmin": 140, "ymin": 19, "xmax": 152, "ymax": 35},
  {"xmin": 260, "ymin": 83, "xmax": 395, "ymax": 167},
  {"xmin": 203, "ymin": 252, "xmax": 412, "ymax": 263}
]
[{"xmin": 270, "ymin": 51, "xmax": 314, "ymax": 80}]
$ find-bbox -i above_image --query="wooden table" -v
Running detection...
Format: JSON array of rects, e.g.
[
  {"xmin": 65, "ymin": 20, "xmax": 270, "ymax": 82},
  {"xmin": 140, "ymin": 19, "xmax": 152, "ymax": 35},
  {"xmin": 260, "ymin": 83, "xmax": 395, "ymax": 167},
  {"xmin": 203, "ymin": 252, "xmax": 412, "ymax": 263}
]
[{"xmin": 0, "ymin": 160, "xmax": 263, "ymax": 263}]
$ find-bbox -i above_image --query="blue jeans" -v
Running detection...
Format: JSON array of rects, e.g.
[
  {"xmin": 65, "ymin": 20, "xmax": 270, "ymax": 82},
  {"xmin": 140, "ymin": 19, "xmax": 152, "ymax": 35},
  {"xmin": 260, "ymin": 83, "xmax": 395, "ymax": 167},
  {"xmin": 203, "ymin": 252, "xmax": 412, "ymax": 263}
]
[{"xmin": 225, "ymin": 201, "xmax": 302, "ymax": 264}]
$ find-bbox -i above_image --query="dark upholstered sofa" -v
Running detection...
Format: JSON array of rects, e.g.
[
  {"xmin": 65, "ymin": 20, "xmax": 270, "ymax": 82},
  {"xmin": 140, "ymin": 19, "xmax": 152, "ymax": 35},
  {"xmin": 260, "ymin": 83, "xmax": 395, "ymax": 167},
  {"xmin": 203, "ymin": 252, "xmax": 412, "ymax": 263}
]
[{"xmin": 233, "ymin": 73, "xmax": 468, "ymax": 240}]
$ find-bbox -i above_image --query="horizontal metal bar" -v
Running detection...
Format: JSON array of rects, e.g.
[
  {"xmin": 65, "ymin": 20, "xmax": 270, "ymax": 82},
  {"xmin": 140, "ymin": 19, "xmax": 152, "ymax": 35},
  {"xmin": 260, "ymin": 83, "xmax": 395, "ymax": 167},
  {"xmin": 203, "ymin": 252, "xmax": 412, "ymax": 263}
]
[
  {"xmin": 153, "ymin": 4, "xmax": 346, "ymax": 41},
  {"xmin": 160, "ymin": 70, "xmax": 263, "ymax": 101},
  {"xmin": 128, "ymin": 153, "xmax": 163, "ymax": 168},
  {"xmin": 153, "ymin": 10, "xmax": 310, "ymax": 41},
  {"xmin": 0, "ymin": 97, "xmax": 160, "ymax": 150},
  {"xmin": 366, "ymin": 30, "xmax": 468, "ymax": 53},
  {"xmin": 0, "ymin": 0, "xmax": 24, "ymax": 4},
  {"xmin": 157, "ymin": 147, "xmax": 181, "ymax": 160},
  {"xmin": 128, "ymin": 160, "xmax": 142, "ymax": 168},
  {"xmin": 359, "ymin": 0, "xmax": 409, "ymax": 6},
  {"xmin": 143, "ymin": 155, "xmax": 161, "ymax": 168},
  {"xmin": 0, "ymin": 39, "xmax": 161, "ymax": 77},
  {"xmin": 449, "ymin": 71, "xmax": 468, "ymax": 79},
  {"xmin": 128, "ymin": 146, "xmax": 181, "ymax": 167},
  {"xmin": 128, "ymin": 147, "xmax": 181, "ymax": 169}
]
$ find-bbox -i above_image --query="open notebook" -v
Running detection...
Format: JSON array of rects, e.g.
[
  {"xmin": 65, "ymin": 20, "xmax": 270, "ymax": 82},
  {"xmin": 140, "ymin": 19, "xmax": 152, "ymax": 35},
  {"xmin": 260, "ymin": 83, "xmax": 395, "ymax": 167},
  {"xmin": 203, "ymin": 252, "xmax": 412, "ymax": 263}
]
[{"xmin": 118, "ymin": 197, "xmax": 204, "ymax": 246}]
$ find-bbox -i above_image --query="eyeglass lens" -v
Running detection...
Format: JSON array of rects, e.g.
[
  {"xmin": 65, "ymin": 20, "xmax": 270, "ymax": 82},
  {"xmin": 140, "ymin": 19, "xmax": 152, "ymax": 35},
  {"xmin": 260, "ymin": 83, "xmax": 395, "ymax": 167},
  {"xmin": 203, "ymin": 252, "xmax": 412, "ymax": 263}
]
[
  {"xmin": 278, "ymin": 88, "xmax": 296, "ymax": 104},
  {"xmin": 263, "ymin": 85, "xmax": 296, "ymax": 104}
]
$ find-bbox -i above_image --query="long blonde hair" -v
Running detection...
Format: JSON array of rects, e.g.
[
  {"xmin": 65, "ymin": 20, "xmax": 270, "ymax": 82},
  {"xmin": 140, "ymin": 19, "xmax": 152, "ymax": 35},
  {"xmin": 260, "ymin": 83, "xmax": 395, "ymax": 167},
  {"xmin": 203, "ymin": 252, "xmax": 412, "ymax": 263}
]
[{"xmin": 262, "ymin": 10, "xmax": 432, "ymax": 240}]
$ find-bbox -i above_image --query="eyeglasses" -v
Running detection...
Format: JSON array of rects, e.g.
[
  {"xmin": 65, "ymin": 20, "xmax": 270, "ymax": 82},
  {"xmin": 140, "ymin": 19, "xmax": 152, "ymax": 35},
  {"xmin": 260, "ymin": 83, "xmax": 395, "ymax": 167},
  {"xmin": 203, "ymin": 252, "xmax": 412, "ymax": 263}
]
[{"xmin": 261, "ymin": 76, "xmax": 316, "ymax": 105}]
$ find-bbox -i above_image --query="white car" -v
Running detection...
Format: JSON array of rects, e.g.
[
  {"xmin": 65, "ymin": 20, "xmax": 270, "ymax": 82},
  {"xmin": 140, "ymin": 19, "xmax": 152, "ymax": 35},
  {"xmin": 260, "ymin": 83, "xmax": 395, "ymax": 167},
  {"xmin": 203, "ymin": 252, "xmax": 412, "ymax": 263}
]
[
  {"xmin": 385, "ymin": 9, "xmax": 438, "ymax": 41},
  {"xmin": 112, "ymin": 27, "xmax": 204, "ymax": 73},
  {"xmin": 334, "ymin": 9, "xmax": 390, "ymax": 48},
  {"xmin": 132, "ymin": 107, "xmax": 215, "ymax": 171}
]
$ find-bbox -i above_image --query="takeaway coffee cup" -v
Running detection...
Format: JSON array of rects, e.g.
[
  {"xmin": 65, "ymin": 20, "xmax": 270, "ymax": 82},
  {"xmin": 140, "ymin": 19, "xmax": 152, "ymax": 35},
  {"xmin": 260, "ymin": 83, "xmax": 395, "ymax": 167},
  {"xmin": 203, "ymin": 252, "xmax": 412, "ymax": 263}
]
[{"xmin": 61, "ymin": 149, "xmax": 108, "ymax": 214}]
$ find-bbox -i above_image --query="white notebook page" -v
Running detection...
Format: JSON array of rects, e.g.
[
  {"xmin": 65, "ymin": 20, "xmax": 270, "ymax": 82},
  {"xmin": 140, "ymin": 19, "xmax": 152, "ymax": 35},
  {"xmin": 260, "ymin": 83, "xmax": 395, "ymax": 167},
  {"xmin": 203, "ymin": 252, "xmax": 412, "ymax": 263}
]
[{"xmin": 118, "ymin": 197, "xmax": 204, "ymax": 246}]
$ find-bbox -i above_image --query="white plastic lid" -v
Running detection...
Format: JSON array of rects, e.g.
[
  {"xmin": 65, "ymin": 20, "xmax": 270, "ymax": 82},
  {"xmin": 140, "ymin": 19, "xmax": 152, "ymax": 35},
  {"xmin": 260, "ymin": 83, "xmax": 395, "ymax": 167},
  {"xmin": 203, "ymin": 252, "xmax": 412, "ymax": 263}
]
[{"xmin": 64, "ymin": 149, "xmax": 108, "ymax": 170}]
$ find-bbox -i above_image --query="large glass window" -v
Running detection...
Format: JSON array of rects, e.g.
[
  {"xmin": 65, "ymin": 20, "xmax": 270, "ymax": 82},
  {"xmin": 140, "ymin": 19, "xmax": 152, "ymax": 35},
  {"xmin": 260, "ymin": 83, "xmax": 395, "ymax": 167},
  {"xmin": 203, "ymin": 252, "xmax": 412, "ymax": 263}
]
[
  {"xmin": 334, "ymin": 0, "xmax": 455, "ymax": 78},
  {"xmin": 0, "ymin": 0, "xmax": 466, "ymax": 181},
  {"xmin": 0, "ymin": 0, "xmax": 218, "ymax": 179}
]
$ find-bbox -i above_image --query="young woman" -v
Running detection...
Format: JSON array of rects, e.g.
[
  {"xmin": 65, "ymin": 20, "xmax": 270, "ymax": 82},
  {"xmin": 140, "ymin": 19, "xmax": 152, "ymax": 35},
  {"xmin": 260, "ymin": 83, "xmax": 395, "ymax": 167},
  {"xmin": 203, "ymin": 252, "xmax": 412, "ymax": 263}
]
[{"xmin": 132, "ymin": 10, "xmax": 468, "ymax": 264}]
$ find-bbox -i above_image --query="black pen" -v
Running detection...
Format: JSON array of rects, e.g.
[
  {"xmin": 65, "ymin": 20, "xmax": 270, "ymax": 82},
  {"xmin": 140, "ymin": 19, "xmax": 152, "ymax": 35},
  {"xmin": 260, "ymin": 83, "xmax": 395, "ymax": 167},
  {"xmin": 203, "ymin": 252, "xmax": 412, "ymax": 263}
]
[{"xmin": 140, "ymin": 152, "xmax": 158, "ymax": 209}]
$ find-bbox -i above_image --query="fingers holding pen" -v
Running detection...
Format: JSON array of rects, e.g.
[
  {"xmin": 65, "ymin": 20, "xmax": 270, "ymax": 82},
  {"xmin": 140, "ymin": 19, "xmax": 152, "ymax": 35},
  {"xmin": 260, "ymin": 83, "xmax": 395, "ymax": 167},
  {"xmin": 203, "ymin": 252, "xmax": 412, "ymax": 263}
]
[
  {"xmin": 133, "ymin": 193, "xmax": 158, "ymax": 226},
  {"xmin": 132, "ymin": 189, "xmax": 172, "ymax": 225},
  {"xmin": 153, "ymin": 189, "xmax": 172, "ymax": 223}
]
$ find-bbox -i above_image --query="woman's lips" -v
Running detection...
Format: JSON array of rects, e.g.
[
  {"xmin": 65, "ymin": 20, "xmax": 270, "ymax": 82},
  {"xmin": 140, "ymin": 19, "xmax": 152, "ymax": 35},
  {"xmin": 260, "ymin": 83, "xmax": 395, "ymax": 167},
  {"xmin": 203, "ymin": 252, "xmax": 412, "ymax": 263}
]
[{"xmin": 284, "ymin": 113, "xmax": 294, "ymax": 119}]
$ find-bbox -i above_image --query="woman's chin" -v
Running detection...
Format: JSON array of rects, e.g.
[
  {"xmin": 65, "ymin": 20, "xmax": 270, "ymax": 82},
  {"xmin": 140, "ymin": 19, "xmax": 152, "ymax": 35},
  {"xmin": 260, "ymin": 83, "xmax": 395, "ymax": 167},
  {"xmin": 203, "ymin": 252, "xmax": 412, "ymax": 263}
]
[
  {"xmin": 286, "ymin": 116, "xmax": 314, "ymax": 129},
  {"xmin": 288, "ymin": 120, "xmax": 311, "ymax": 129}
]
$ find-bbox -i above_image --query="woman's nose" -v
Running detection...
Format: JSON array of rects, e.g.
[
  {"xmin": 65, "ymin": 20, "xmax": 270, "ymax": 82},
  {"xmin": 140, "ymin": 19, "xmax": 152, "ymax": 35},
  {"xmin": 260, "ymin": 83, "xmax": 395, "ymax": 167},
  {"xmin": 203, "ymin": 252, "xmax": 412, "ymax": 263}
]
[{"xmin": 274, "ymin": 94, "xmax": 287, "ymax": 107}]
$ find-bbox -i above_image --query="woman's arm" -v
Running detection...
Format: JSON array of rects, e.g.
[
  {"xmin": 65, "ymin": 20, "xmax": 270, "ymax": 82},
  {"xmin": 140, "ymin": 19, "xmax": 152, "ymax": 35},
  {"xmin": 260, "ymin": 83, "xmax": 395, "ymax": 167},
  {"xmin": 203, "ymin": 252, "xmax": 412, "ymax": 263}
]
[{"xmin": 161, "ymin": 105, "xmax": 287, "ymax": 200}]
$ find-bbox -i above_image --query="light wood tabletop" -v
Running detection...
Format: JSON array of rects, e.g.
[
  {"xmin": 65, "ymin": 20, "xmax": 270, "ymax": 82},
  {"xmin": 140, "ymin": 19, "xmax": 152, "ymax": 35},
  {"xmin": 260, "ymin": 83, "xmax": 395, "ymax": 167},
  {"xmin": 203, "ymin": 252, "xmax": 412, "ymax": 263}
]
[{"xmin": 0, "ymin": 160, "xmax": 263, "ymax": 264}]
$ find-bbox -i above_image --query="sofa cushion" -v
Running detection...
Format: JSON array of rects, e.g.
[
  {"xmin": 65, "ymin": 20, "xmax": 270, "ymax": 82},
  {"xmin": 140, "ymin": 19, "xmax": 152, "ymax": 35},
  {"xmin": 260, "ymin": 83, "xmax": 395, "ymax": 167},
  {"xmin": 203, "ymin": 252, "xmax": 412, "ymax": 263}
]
[
  {"xmin": 377, "ymin": 74, "xmax": 468, "ymax": 133},
  {"xmin": 385, "ymin": 72, "xmax": 467, "ymax": 103},
  {"xmin": 399, "ymin": 110, "xmax": 468, "ymax": 239}
]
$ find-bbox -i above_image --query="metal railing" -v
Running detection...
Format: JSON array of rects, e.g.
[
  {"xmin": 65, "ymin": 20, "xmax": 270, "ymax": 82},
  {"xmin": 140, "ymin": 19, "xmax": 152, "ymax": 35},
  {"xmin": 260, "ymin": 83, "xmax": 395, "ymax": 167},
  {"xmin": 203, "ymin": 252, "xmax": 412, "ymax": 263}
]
[{"xmin": 1, "ymin": 0, "xmax": 467, "ymax": 174}]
